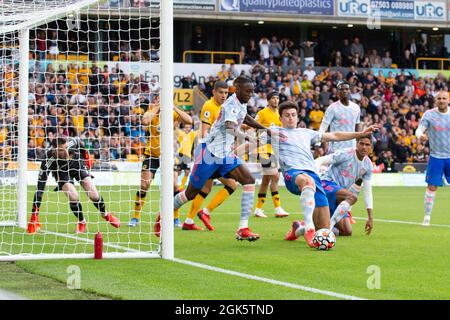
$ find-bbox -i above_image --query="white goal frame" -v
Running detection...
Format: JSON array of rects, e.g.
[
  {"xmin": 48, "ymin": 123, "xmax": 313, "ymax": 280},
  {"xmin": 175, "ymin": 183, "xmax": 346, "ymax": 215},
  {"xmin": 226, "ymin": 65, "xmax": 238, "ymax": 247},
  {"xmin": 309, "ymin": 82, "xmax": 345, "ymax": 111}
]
[{"xmin": 0, "ymin": 0, "xmax": 174, "ymax": 261}]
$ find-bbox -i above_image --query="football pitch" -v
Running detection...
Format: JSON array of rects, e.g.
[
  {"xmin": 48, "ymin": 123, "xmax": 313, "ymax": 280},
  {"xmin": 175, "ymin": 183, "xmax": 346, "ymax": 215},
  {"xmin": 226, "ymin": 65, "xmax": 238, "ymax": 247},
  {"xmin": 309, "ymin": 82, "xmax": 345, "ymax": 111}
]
[{"xmin": 1, "ymin": 186, "xmax": 450, "ymax": 300}]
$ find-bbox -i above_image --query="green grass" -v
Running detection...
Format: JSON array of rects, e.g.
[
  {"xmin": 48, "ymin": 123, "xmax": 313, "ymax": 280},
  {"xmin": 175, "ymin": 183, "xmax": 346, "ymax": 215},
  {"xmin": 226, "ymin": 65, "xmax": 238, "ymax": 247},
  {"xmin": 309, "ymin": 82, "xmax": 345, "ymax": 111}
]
[{"xmin": 1, "ymin": 186, "xmax": 450, "ymax": 300}]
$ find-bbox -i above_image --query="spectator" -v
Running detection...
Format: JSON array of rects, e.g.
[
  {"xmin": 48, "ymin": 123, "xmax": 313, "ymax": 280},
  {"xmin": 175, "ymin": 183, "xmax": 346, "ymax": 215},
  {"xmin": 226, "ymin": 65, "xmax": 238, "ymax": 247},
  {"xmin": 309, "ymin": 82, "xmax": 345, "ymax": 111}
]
[
  {"xmin": 303, "ymin": 64, "xmax": 316, "ymax": 81},
  {"xmin": 269, "ymin": 36, "xmax": 283, "ymax": 63},
  {"xmin": 361, "ymin": 57, "xmax": 371, "ymax": 68},
  {"xmin": 217, "ymin": 64, "xmax": 230, "ymax": 81},
  {"xmin": 300, "ymin": 40, "xmax": 317, "ymax": 67},
  {"xmin": 246, "ymin": 39, "xmax": 259, "ymax": 64},
  {"xmin": 382, "ymin": 51, "xmax": 393, "ymax": 68},
  {"xmin": 376, "ymin": 150, "xmax": 397, "ymax": 172},
  {"xmin": 35, "ymin": 30, "xmax": 47, "ymax": 61},
  {"xmin": 331, "ymin": 50, "xmax": 343, "ymax": 67},
  {"xmin": 407, "ymin": 38, "xmax": 417, "ymax": 62},
  {"xmin": 180, "ymin": 75, "xmax": 198, "ymax": 89},
  {"xmin": 368, "ymin": 49, "xmax": 381, "ymax": 66},
  {"xmin": 400, "ymin": 49, "xmax": 414, "ymax": 69},
  {"xmin": 341, "ymin": 38, "xmax": 352, "ymax": 66},
  {"xmin": 309, "ymin": 104, "xmax": 324, "ymax": 130},
  {"xmin": 259, "ymin": 37, "xmax": 271, "ymax": 65},
  {"xmin": 48, "ymin": 31, "xmax": 59, "ymax": 60},
  {"xmin": 190, "ymin": 26, "xmax": 207, "ymax": 62},
  {"xmin": 350, "ymin": 37, "xmax": 364, "ymax": 59}
]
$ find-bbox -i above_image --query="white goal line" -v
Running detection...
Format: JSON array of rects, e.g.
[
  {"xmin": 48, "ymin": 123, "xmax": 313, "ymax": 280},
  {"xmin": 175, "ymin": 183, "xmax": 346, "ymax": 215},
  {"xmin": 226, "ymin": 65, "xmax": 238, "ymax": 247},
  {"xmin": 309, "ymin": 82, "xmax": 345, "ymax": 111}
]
[{"xmin": 7, "ymin": 230, "xmax": 369, "ymax": 300}]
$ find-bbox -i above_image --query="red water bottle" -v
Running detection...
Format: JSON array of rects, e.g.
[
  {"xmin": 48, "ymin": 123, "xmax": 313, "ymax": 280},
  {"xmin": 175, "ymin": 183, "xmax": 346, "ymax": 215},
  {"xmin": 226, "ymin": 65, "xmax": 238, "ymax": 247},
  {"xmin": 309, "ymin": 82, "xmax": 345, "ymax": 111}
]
[{"xmin": 94, "ymin": 232, "xmax": 103, "ymax": 259}]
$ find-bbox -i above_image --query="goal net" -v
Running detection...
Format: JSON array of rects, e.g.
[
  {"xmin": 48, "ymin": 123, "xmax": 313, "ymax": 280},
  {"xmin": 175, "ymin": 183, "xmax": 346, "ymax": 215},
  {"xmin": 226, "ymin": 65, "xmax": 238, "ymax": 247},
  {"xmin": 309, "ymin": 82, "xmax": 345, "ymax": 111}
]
[{"xmin": 0, "ymin": 0, "xmax": 174, "ymax": 260}]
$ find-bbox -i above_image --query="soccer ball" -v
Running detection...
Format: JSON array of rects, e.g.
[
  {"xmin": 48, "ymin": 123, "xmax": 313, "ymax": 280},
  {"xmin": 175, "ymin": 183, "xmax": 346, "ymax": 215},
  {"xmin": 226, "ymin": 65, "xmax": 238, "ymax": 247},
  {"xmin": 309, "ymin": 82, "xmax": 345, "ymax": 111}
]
[{"xmin": 312, "ymin": 228, "xmax": 336, "ymax": 251}]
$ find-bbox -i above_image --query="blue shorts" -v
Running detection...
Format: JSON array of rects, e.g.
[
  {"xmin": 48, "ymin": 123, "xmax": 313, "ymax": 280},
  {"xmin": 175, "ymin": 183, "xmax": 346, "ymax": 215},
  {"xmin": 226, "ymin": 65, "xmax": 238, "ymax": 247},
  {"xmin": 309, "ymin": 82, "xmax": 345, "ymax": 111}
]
[
  {"xmin": 426, "ymin": 156, "xmax": 450, "ymax": 187},
  {"xmin": 283, "ymin": 169, "xmax": 329, "ymax": 207},
  {"xmin": 189, "ymin": 143, "xmax": 242, "ymax": 190},
  {"xmin": 321, "ymin": 180, "xmax": 344, "ymax": 216}
]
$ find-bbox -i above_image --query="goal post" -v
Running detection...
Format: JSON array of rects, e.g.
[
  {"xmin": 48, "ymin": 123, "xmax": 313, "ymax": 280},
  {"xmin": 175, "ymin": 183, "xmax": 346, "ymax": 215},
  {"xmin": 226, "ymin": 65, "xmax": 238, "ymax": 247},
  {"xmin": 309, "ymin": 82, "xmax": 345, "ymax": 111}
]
[{"xmin": 0, "ymin": 0, "xmax": 174, "ymax": 260}]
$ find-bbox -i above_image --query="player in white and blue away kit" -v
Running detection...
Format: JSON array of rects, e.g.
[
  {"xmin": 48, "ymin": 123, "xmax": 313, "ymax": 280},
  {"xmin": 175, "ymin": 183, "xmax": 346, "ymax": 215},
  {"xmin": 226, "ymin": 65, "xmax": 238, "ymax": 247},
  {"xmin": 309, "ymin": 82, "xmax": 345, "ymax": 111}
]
[
  {"xmin": 319, "ymin": 81, "xmax": 361, "ymax": 153},
  {"xmin": 315, "ymin": 136, "xmax": 374, "ymax": 236},
  {"xmin": 265, "ymin": 101, "xmax": 378, "ymax": 248},
  {"xmin": 172, "ymin": 76, "xmax": 283, "ymax": 241},
  {"xmin": 416, "ymin": 91, "xmax": 450, "ymax": 226}
]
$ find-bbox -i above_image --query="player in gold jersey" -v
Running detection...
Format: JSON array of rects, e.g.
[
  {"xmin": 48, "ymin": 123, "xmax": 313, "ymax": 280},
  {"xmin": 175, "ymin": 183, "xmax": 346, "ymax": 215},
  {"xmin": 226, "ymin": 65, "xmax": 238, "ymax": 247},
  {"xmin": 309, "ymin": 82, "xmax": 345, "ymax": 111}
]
[
  {"xmin": 254, "ymin": 91, "xmax": 289, "ymax": 218},
  {"xmin": 181, "ymin": 81, "xmax": 238, "ymax": 231},
  {"xmin": 129, "ymin": 95, "xmax": 193, "ymax": 227},
  {"xmin": 175, "ymin": 122, "xmax": 197, "ymax": 192}
]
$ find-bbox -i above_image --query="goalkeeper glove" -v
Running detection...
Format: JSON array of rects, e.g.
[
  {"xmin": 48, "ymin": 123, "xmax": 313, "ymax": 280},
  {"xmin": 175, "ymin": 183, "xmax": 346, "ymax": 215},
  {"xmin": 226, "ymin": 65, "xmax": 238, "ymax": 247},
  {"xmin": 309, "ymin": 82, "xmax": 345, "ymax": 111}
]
[{"xmin": 83, "ymin": 150, "xmax": 94, "ymax": 169}]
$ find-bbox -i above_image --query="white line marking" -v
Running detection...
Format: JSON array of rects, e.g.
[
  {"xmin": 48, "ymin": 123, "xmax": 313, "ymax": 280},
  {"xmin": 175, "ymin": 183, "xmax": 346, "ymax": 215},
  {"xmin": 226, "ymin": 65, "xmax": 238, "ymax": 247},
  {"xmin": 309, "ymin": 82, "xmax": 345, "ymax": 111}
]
[
  {"xmin": 173, "ymin": 258, "xmax": 367, "ymax": 300},
  {"xmin": 43, "ymin": 230, "xmax": 142, "ymax": 253},
  {"xmin": 0, "ymin": 289, "xmax": 27, "ymax": 300},
  {"xmin": 44, "ymin": 232, "xmax": 368, "ymax": 300},
  {"xmin": 352, "ymin": 216, "xmax": 450, "ymax": 228}
]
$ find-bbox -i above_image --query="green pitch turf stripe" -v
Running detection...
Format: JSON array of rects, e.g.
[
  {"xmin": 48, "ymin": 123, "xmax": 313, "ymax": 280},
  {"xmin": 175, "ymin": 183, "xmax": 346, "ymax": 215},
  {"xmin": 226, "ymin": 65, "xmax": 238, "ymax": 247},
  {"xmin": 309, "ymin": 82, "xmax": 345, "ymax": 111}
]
[
  {"xmin": 353, "ymin": 216, "xmax": 450, "ymax": 228},
  {"xmin": 173, "ymin": 258, "xmax": 368, "ymax": 300}
]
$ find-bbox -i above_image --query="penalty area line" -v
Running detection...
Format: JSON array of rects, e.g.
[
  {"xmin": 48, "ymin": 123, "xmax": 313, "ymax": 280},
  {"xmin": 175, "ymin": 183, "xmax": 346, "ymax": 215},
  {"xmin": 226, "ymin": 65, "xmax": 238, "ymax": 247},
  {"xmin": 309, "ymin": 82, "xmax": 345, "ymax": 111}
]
[
  {"xmin": 173, "ymin": 258, "xmax": 367, "ymax": 300},
  {"xmin": 352, "ymin": 216, "xmax": 450, "ymax": 228}
]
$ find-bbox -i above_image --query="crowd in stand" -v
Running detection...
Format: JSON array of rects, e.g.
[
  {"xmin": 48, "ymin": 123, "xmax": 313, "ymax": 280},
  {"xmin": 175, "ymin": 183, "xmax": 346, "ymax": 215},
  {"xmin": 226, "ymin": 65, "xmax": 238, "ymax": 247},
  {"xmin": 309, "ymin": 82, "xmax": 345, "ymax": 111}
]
[
  {"xmin": 0, "ymin": 32, "xmax": 449, "ymax": 171},
  {"xmin": 198, "ymin": 60, "xmax": 449, "ymax": 171},
  {"xmin": 238, "ymin": 36, "xmax": 449, "ymax": 70}
]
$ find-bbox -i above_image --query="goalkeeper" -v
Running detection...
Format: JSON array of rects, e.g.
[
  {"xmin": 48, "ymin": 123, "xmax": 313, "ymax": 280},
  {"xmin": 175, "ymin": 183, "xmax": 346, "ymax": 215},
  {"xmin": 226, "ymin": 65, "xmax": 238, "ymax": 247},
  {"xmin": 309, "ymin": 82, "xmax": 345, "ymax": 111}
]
[{"xmin": 27, "ymin": 136, "xmax": 120, "ymax": 234}]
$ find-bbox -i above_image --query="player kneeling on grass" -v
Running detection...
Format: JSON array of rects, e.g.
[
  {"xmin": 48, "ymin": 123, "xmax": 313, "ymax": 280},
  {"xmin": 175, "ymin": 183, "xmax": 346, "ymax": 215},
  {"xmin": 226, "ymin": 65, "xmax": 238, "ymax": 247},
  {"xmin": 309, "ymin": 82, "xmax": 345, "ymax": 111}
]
[
  {"xmin": 28, "ymin": 136, "xmax": 120, "ymax": 234},
  {"xmin": 262, "ymin": 102, "xmax": 378, "ymax": 247},
  {"xmin": 290, "ymin": 137, "xmax": 374, "ymax": 237}
]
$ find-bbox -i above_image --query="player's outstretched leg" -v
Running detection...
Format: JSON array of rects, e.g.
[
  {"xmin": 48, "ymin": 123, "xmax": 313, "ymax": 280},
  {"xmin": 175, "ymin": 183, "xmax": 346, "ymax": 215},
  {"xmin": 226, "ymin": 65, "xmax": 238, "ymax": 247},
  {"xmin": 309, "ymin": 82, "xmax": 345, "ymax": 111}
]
[
  {"xmin": 183, "ymin": 182, "xmax": 210, "ymax": 231},
  {"xmin": 129, "ymin": 161, "xmax": 154, "ymax": 227},
  {"xmin": 423, "ymin": 186, "xmax": 437, "ymax": 226},
  {"xmin": 300, "ymin": 186, "xmax": 316, "ymax": 247},
  {"xmin": 81, "ymin": 177, "xmax": 120, "ymax": 228},
  {"xmin": 227, "ymin": 165, "xmax": 259, "ymax": 242},
  {"xmin": 198, "ymin": 178, "xmax": 236, "ymax": 231},
  {"xmin": 284, "ymin": 220, "xmax": 305, "ymax": 241}
]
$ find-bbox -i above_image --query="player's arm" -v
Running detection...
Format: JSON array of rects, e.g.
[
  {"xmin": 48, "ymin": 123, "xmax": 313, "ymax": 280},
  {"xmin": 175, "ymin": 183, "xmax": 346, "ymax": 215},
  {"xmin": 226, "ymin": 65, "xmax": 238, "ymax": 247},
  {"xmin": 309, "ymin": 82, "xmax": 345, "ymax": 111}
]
[
  {"xmin": 32, "ymin": 160, "xmax": 50, "ymax": 214},
  {"xmin": 201, "ymin": 122, "xmax": 211, "ymax": 139},
  {"xmin": 244, "ymin": 114, "xmax": 268, "ymax": 131},
  {"xmin": 225, "ymin": 121, "xmax": 256, "ymax": 143},
  {"xmin": 415, "ymin": 124, "xmax": 428, "ymax": 143},
  {"xmin": 314, "ymin": 154, "xmax": 333, "ymax": 171},
  {"xmin": 322, "ymin": 125, "xmax": 379, "ymax": 142},
  {"xmin": 173, "ymin": 106, "xmax": 193, "ymax": 125},
  {"xmin": 319, "ymin": 108, "xmax": 332, "ymax": 133},
  {"xmin": 199, "ymin": 102, "xmax": 214, "ymax": 139},
  {"xmin": 75, "ymin": 137, "xmax": 93, "ymax": 170},
  {"xmin": 363, "ymin": 178, "xmax": 374, "ymax": 235},
  {"xmin": 244, "ymin": 114, "xmax": 286, "ymax": 139},
  {"xmin": 142, "ymin": 105, "xmax": 160, "ymax": 126}
]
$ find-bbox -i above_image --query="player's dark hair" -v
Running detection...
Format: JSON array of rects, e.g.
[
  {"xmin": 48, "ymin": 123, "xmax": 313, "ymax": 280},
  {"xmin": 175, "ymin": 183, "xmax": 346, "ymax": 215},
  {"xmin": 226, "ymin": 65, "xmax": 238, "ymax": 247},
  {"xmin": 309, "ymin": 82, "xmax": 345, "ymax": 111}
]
[
  {"xmin": 336, "ymin": 80, "xmax": 350, "ymax": 90},
  {"xmin": 267, "ymin": 91, "xmax": 279, "ymax": 100},
  {"xmin": 357, "ymin": 135, "xmax": 372, "ymax": 142},
  {"xmin": 278, "ymin": 101, "xmax": 298, "ymax": 117},
  {"xmin": 51, "ymin": 136, "xmax": 68, "ymax": 148},
  {"xmin": 233, "ymin": 76, "xmax": 253, "ymax": 87},
  {"xmin": 214, "ymin": 81, "xmax": 228, "ymax": 90}
]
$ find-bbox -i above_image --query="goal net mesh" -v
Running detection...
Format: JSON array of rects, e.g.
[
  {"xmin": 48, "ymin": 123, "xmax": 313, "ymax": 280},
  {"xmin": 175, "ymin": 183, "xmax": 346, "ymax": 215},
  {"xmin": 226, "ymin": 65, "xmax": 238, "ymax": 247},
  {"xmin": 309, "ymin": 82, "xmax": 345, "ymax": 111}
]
[{"xmin": 0, "ymin": 0, "xmax": 165, "ymax": 259}]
